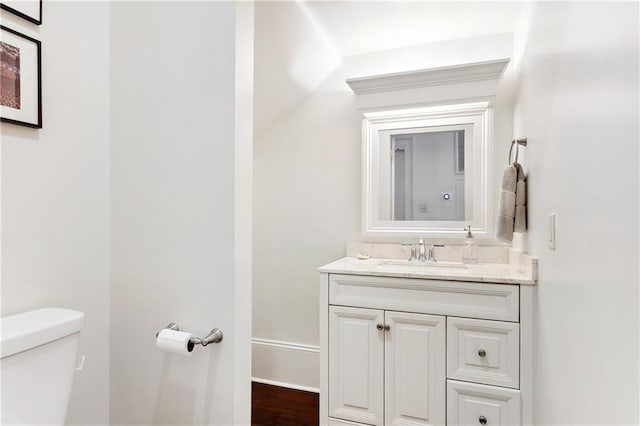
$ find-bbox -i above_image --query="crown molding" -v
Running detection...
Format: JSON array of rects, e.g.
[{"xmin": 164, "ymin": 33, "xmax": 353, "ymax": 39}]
[{"xmin": 346, "ymin": 58, "xmax": 510, "ymax": 94}]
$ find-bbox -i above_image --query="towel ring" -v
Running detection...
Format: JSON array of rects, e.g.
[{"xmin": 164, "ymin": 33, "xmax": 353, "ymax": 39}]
[
  {"xmin": 508, "ymin": 137, "xmax": 527, "ymax": 165},
  {"xmin": 509, "ymin": 141, "xmax": 519, "ymax": 164}
]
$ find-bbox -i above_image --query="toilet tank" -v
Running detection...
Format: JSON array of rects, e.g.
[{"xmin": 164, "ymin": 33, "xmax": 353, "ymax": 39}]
[{"xmin": 0, "ymin": 308, "xmax": 85, "ymax": 425}]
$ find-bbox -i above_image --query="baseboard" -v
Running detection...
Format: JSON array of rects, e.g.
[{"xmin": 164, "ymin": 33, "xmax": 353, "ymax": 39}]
[
  {"xmin": 252, "ymin": 337, "xmax": 320, "ymax": 392},
  {"xmin": 252, "ymin": 377, "xmax": 319, "ymax": 393}
]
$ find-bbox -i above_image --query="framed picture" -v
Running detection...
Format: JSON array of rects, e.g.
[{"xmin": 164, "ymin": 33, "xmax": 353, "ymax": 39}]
[
  {"xmin": 0, "ymin": 25, "xmax": 41, "ymax": 128},
  {"xmin": 1, "ymin": 0, "xmax": 42, "ymax": 25}
]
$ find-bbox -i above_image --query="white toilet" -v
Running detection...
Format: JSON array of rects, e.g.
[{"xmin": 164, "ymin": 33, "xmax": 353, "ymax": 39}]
[{"xmin": 0, "ymin": 308, "xmax": 85, "ymax": 425}]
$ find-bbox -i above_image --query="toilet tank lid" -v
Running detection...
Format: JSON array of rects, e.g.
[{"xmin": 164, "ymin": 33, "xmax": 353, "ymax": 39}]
[{"xmin": 1, "ymin": 308, "xmax": 85, "ymax": 358}]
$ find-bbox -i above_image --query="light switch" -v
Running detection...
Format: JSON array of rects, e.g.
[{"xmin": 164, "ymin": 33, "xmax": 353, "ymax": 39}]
[{"xmin": 548, "ymin": 213, "xmax": 556, "ymax": 250}]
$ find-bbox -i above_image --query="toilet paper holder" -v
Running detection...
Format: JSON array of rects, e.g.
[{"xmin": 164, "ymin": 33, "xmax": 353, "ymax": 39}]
[{"xmin": 156, "ymin": 322, "xmax": 223, "ymax": 347}]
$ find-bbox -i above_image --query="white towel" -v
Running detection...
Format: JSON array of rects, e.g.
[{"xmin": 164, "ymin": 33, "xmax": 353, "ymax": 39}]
[
  {"xmin": 496, "ymin": 165, "xmax": 517, "ymax": 242},
  {"xmin": 514, "ymin": 163, "xmax": 527, "ymax": 233}
]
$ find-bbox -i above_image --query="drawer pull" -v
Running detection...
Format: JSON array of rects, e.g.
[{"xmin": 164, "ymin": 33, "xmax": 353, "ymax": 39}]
[
  {"xmin": 479, "ymin": 415, "xmax": 487, "ymax": 425},
  {"xmin": 478, "ymin": 349, "xmax": 487, "ymax": 358},
  {"xmin": 376, "ymin": 323, "xmax": 384, "ymax": 331}
]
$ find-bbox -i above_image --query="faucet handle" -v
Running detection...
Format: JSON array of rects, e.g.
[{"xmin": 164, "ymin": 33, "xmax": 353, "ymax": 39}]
[
  {"xmin": 401, "ymin": 243, "xmax": 417, "ymax": 261},
  {"xmin": 427, "ymin": 243, "xmax": 445, "ymax": 262}
]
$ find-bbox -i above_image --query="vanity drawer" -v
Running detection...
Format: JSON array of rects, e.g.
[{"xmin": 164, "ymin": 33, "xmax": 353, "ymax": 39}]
[
  {"xmin": 447, "ymin": 317, "xmax": 520, "ymax": 388},
  {"xmin": 329, "ymin": 274, "xmax": 519, "ymax": 322},
  {"xmin": 447, "ymin": 380, "xmax": 521, "ymax": 426}
]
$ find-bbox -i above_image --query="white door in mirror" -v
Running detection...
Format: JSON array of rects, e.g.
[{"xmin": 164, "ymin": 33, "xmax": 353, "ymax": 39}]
[{"xmin": 548, "ymin": 213, "xmax": 556, "ymax": 249}]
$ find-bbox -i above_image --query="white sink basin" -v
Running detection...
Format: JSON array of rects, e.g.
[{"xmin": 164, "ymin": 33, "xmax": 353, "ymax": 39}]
[{"xmin": 376, "ymin": 260, "xmax": 469, "ymax": 274}]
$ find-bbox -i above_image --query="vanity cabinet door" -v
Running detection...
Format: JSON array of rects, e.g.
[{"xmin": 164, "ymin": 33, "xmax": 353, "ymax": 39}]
[
  {"xmin": 385, "ymin": 312, "xmax": 446, "ymax": 426},
  {"xmin": 329, "ymin": 306, "xmax": 384, "ymax": 426}
]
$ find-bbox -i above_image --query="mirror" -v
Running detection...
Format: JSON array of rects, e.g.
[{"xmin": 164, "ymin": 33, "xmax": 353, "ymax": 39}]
[
  {"xmin": 362, "ymin": 102, "xmax": 491, "ymax": 237},
  {"xmin": 382, "ymin": 126, "xmax": 470, "ymax": 221}
]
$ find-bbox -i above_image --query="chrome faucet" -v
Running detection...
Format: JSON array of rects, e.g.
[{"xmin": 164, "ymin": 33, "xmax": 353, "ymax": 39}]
[
  {"xmin": 418, "ymin": 239, "xmax": 427, "ymax": 262},
  {"xmin": 402, "ymin": 240, "xmax": 445, "ymax": 262}
]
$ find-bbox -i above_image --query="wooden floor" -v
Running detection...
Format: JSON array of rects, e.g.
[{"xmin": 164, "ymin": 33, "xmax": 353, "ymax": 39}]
[{"xmin": 251, "ymin": 382, "xmax": 319, "ymax": 426}]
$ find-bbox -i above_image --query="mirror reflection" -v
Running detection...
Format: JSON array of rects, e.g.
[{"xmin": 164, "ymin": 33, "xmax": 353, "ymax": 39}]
[{"xmin": 390, "ymin": 129, "xmax": 466, "ymax": 221}]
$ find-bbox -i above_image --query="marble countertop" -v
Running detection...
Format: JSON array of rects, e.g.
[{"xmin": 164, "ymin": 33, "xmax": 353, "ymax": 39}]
[{"xmin": 318, "ymin": 257, "xmax": 536, "ymax": 285}]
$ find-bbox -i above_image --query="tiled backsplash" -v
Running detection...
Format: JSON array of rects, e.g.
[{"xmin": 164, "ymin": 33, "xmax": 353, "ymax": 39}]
[{"xmin": 346, "ymin": 242, "xmax": 510, "ymax": 264}]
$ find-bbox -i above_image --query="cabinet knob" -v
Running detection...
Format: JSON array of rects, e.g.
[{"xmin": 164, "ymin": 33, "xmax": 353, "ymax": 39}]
[
  {"xmin": 479, "ymin": 415, "xmax": 487, "ymax": 425},
  {"xmin": 376, "ymin": 324, "xmax": 384, "ymax": 331},
  {"xmin": 384, "ymin": 325, "xmax": 390, "ymax": 332},
  {"xmin": 478, "ymin": 349, "xmax": 487, "ymax": 358}
]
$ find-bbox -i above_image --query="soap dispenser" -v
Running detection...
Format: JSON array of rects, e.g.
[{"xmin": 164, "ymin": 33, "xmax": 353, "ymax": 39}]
[{"xmin": 462, "ymin": 225, "xmax": 478, "ymax": 264}]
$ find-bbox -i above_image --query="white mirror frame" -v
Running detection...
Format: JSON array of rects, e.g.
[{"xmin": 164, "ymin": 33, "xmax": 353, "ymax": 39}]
[{"xmin": 362, "ymin": 101, "xmax": 493, "ymax": 238}]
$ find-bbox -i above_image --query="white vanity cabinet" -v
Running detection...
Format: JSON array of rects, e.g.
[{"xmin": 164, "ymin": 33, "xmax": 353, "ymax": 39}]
[
  {"xmin": 319, "ymin": 264, "xmax": 535, "ymax": 426},
  {"xmin": 329, "ymin": 306, "xmax": 445, "ymax": 426}
]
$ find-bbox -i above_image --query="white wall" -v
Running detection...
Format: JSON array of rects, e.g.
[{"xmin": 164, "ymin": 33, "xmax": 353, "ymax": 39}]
[
  {"xmin": 110, "ymin": 2, "xmax": 252, "ymax": 424},
  {"xmin": 253, "ymin": 33, "xmax": 514, "ymax": 389},
  {"xmin": 513, "ymin": 2, "xmax": 639, "ymax": 424},
  {"xmin": 0, "ymin": 2, "xmax": 111, "ymax": 424},
  {"xmin": 253, "ymin": 1, "xmax": 340, "ymax": 139}
]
